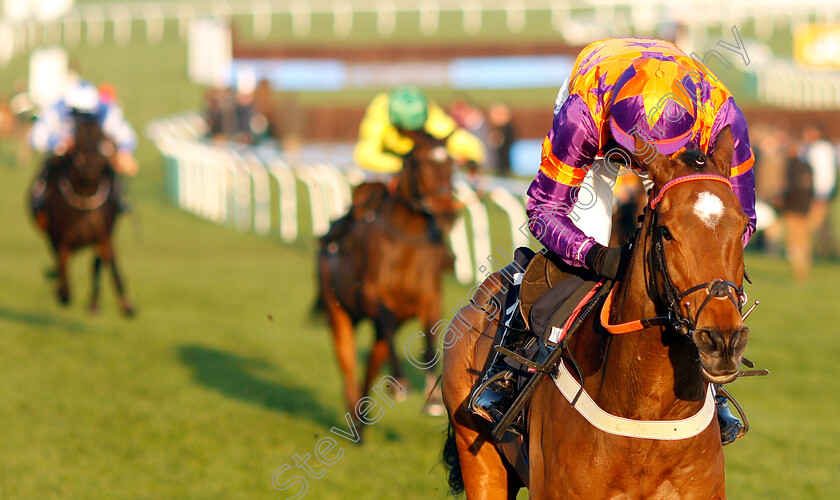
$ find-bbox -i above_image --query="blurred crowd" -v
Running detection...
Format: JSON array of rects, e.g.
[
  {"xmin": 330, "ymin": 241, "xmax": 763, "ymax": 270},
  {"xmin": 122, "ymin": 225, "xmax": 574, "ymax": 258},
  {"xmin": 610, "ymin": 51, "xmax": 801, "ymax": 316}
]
[
  {"xmin": 0, "ymin": 79, "xmax": 38, "ymax": 167},
  {"xmin": 201, "ymin": 73, "xmax": 295, "ymax": 149},
  {"xmin": 449, "ymin": 97, "xmax": 516, "ymax": 178},
  {"xmin": 751, "ymin": 122, "xmax": 839, "ymax": 282}
]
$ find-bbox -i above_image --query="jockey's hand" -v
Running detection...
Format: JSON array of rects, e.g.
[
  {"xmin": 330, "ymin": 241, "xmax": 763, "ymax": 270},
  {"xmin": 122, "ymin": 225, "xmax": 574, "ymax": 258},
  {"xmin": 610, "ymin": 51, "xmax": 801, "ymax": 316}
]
[
  {"xmin": 114, "ymin": 151, "xmax": 138, "ymax": 177},
  {"xmin": 585, "ymin": 243, "xmax": 632, "ymax": 280},
  {"xmin": 55, "ymin": 138, "xmax": 74, "ymax": 155}
]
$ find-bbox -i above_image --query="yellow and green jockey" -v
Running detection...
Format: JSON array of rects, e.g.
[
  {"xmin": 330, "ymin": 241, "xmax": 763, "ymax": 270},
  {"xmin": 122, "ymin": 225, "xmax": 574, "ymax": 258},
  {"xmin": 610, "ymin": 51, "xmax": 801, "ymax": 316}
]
[{"xmin": 354, "ymin": 86, "xmax": 486, "ymax": 173}]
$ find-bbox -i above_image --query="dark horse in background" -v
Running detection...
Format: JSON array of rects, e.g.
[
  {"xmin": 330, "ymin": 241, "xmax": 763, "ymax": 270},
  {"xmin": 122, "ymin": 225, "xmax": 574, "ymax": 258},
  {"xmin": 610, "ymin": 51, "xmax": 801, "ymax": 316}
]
[
  {"xmin": 443, "ymin": 128, "xmax": 751, "ymax": 499},
  {"xmin": 315, "ymin": 131, "xmax": 462, "ymax": 422},
  {"xmin": 32, "ymin": 117, "xmax": 134, "ymax": 316}
]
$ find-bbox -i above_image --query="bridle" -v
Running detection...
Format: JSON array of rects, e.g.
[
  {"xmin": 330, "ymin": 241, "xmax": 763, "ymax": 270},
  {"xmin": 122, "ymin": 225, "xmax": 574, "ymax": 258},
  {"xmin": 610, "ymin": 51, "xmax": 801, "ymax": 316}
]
[{"xmin": 601, "ymin": 174, "xmax": 747, "ymax": 338}]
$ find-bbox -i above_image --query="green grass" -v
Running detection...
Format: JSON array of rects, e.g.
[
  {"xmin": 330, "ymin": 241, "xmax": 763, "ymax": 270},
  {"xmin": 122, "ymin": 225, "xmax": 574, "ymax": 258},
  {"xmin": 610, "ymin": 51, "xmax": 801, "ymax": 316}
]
[
  {"xmin": 3, "ymin": 147, "xmax": 840, "ymax": 499},
  {"xmin": 0, "ymin": 25, "xmax": 838, "ymax": 500}
]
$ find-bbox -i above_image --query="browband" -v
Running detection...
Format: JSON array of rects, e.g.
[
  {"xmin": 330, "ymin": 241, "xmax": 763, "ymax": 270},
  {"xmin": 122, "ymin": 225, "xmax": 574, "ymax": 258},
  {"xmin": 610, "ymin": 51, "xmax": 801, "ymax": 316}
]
[{"xmin": 649, "ymin": 174, "xmax": 732, "ymax": 209}]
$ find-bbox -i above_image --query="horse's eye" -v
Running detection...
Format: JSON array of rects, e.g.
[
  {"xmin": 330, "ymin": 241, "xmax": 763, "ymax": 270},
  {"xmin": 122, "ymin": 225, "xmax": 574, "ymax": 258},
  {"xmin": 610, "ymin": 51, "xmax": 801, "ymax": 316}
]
[{"xmin": 660, "ymin": 226, "xmax": 673, "ymax": 241}]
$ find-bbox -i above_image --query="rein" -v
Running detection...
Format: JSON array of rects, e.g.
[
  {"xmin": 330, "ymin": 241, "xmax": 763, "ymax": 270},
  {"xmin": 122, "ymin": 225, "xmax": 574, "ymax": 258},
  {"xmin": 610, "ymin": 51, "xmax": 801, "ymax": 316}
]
[{"xmin": 600, "ymin": 174, "xmax": 745, "ymax": 337}]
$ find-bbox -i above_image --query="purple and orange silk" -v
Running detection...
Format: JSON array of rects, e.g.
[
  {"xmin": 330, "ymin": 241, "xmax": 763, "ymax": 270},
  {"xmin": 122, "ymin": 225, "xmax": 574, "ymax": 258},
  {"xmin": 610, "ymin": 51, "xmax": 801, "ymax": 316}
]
[{"xmin": 528, "ymin": 37, "xmax": 757, "ymax": 268}]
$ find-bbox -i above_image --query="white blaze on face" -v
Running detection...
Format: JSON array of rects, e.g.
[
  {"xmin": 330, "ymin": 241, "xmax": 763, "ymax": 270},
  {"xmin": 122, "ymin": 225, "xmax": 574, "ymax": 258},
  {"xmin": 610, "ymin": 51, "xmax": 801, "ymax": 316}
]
[
  {"xmin": 430, "ymin": 146, "xmax": 448, "ymax": 163},
  {"xmin": 693, "ymin": 191, "xmax": 724, "ymax": 230}
]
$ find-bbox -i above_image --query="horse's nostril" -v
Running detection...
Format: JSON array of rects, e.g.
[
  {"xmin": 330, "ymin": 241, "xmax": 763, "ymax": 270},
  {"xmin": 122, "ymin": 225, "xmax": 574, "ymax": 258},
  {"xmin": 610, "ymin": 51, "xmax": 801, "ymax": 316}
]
[{"xmin": 695, "ymin": 328, "xmax": 724, "ymax": 356}]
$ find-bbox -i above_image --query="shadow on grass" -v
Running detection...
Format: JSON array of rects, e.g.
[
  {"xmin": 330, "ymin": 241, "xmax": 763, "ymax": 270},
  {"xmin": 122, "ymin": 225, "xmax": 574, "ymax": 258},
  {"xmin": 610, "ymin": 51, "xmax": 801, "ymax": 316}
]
[
  {"xmin": 0, "ymin": 305, "xmax": 85, "ymax": 333},
  {"xmin": 178, "ymin": 344, "xmax": 340, "ymax": 429}
]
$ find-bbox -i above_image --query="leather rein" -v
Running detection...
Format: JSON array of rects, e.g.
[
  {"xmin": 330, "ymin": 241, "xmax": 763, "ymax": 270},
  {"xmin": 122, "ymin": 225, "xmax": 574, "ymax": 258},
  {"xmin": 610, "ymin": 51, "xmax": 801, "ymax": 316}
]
[{"xmin": 600, "ymin": 174, "xmax": 747, "ymax": 338}]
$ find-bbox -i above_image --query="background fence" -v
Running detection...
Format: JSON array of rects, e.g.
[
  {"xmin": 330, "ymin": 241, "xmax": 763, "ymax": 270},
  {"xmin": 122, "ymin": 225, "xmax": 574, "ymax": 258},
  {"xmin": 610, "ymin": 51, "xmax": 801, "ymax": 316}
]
[
  {"xmin": 7, "ymin": 1, "xmax": 840, "ymax": 110},
  {"xmin": 146, "ymin": 111, "xmax": 535, "ymax": 285}
]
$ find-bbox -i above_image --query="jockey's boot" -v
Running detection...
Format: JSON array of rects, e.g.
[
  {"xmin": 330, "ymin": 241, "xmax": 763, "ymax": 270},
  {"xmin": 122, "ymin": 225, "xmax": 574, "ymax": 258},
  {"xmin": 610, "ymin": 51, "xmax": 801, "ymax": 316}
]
[
  {"xmin": 715, "ymin": 385, "xmax": 742, "ymax": 445},
  {"xmin": 469, "ymin": 317, "xmax": 532, "ymax": 435}
]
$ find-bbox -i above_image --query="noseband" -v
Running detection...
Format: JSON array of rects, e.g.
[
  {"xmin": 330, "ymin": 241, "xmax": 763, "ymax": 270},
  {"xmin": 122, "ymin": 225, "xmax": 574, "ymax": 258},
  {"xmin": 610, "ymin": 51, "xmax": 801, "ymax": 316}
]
[{"xmin": 602, "ymin": 174, "xmax": 746, "ymax": 337}]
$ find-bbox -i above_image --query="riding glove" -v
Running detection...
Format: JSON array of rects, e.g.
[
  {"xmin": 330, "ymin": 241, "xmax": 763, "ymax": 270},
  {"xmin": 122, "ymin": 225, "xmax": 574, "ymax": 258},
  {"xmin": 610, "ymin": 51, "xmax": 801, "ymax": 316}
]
[{"xmin": 585, "ymin": 243, "xmax": 632, "ymax": 280}]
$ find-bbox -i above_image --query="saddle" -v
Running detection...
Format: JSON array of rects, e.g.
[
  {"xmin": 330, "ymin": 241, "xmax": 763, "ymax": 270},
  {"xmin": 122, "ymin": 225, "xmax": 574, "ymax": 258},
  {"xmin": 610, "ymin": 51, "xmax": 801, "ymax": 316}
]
[{"xmin": 519, "ymin": 252, "xmax": 601, "ymax": 343}]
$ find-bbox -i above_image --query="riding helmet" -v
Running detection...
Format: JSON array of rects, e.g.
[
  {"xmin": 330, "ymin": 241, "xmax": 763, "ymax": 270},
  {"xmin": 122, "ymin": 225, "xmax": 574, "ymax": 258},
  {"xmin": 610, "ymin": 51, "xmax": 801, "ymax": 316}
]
[
  {"xmin": 608, "ymin": 59, "xmax": 699, "ymax": 155},
  {"xmin": 388, "ymin": 86, "xmax": 428, "ymax": 132}
]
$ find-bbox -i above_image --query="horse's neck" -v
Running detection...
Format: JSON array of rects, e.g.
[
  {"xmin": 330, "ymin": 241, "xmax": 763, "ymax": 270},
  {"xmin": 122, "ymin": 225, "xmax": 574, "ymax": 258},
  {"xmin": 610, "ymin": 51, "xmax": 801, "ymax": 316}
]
[
  {"xmin": 597, "ymin": 224, "xmax": 707, "ymax": 420},
  {"xmin": 66, "ymin": 151, "xmax": 107, "ymax": 194},
  {"xmin": 394, "ymin": 166, "xmax": 417, "ymax": 203}
]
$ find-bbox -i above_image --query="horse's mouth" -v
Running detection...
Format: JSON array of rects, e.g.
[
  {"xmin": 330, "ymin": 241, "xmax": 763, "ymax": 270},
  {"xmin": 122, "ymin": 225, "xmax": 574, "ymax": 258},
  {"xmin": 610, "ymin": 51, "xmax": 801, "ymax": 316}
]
[{"xmin": 701, "ymin": 368, "xmax": 739, "ymax": 384}]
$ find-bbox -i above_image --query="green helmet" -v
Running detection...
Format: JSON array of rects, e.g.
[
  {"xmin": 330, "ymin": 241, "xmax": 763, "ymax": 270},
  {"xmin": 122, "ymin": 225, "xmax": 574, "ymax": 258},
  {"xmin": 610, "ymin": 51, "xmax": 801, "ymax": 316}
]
[{"xmin": 388, "ymin": 86, "xmax": 428, "ymax": 131}]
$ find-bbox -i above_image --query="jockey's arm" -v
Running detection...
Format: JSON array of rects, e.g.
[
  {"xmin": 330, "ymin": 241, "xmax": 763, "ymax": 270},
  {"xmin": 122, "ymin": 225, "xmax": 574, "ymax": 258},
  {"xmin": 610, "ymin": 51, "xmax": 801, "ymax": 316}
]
[
  {"xmin": 101, "ymin": 104, "xmax": 139, "ymax": 176},
  {"xmin": 353, "ymin": 93, "xmax": 403, "ymax": 173},
  {"xmin": 29, "ymin": 102, "xmax": 70, "ymax": 154},
  {"xmin": 101, "ymin": 104, "xmax": 137, "ymax": 153},
  {"xmin": 713, "ymin": 99, "xmax": 757, "ymax": 246},
  {"xmin": 526, "ymin": 94, "xmax": 606, "ymax": 269},
  {"xmin": 424, "ymin": 104, "xmax": 487, "ymax": 166}
]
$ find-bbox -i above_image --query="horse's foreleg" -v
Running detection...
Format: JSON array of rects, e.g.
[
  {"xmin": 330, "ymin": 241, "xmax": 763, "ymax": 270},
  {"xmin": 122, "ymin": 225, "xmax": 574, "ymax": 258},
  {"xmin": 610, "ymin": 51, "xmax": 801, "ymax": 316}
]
[
  {"xmin": 420, "ymin": 304, "xmax": 444, "ymax": 416},
  {"xmin": 369, "ymin": 309, "xmax": 407, "ymax": 402},
  {"xmin": 56, "ymin": 246, "xmax": 70, "ymax": 305},
  {"xmin": 89, "ymin": 255, "xmax": 102, "ymax": 314},
  {"xmin": 363, "ymin": 339, "xmax": 391, "ymax": 399},
  {"xmin": 99, "ymin": 239, "xmax": 134, "ymax": 316},
  {"xmin": 453, "ymin": 414, "xmax": 520, "ymax": 500},
  {"xmin": 326, "ymin": 301, "xmax": 361, "ymax": 416}
]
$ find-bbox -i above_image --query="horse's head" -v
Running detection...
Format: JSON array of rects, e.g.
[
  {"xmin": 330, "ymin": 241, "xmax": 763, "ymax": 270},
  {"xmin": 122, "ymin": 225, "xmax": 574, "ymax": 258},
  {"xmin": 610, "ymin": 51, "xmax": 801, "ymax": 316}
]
[
  {"xmin": 397, "ymin": 130, "xmax": 464, "ymax": 224},
  {"xmin": 632, "ymin": 126, "xmax": 749, "ymax": 384}
]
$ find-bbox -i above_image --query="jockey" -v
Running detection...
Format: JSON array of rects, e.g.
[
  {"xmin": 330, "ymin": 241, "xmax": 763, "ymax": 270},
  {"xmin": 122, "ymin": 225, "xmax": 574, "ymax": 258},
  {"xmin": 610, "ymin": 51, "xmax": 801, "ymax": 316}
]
[
  {"xmin": 472, "ymin": 38, "xmax": 756, "ymax": 445},
  {"xmin": 30, "ymin": 80, "xmax": 138, "ymax": 215},
  {"xmin": 354, "ymin": 86, "xmax": 486, "ymax": 173},
  {"xmin": 321, "ymin": 86, "xmax": 485, "ymax": 246}
]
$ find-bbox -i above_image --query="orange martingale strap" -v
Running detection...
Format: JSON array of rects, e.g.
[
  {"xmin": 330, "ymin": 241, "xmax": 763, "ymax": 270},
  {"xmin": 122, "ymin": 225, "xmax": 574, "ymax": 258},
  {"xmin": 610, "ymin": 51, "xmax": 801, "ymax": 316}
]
[
  {"xmin": 648, "ymin": 174, "xmax": 732, "ymax": 209},
  {"xmin": 600, "ymin": 287, "xmax": 644, "ymax": 334},
  {"xmin": 599, "ymin": 286, "xmax": 672, "ymax": 335}
]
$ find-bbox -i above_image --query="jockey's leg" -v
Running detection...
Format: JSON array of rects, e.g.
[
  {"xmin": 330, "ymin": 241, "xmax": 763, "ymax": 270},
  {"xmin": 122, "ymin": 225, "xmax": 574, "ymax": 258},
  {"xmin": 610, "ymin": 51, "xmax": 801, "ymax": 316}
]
[
  {"xmin": 320, "ymin": 212, "xmax": 355, "ymax": 252},
  {"xmin": 468, "ymin": 306, "xmax": 531, "ymax": 435}
]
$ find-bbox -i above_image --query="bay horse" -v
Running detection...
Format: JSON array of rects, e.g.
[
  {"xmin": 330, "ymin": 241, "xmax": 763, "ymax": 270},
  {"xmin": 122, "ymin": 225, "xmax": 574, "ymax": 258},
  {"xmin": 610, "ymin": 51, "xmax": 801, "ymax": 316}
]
[
  {"xmin": 315, "ymin": 130, "xmax": 462, "ymax": 423},
  {"xmin": 33, "ymin": 117, "xmax": 134, "ymax": 316},
  {"xmin": 442, "ymin": 128, "xmax": 750, "ymax": 499}
]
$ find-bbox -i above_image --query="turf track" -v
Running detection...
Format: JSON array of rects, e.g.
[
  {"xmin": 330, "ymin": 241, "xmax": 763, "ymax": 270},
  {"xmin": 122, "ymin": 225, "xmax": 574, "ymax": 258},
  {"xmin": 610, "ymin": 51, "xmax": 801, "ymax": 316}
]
[{"xmin": 0, "ymin": 22, "xmax": 837, "ymax": 500}]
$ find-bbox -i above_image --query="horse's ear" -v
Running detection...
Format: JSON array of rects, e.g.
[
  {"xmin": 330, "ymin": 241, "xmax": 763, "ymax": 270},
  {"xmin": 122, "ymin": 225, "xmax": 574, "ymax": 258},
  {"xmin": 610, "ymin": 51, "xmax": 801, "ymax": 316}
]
[
  {"xmin": 631, "ymin": 133, "xmax": 670, "ymax": 186},
  {"xmin": 710, "ymin": 125, "xmax": 734, "ymax": 178}
]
